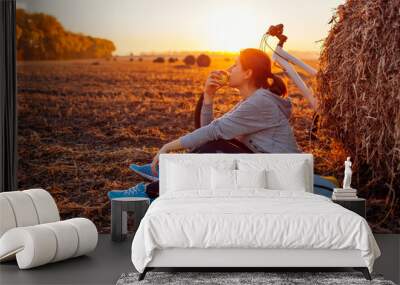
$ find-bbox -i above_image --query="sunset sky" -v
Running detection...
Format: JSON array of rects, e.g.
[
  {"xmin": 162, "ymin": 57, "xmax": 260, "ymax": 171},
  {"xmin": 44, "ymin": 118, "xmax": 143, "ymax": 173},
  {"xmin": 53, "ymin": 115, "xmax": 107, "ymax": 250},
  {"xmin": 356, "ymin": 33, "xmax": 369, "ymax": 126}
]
[{"xmin": 17, "ymin": 0, "xmax": 345, "ymax": 55}]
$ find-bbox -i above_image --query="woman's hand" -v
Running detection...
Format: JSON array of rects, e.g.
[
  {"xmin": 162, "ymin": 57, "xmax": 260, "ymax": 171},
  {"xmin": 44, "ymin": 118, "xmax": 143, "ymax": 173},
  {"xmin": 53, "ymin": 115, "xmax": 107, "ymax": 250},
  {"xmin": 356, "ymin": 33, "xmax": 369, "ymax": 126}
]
[
  {"xmin": 204, "ymin": 70, "xmax": 229, "ymax": 96},
  {"xmin": 151, "ymin": 145, "xmax": 167, "ymax": 176},
  {"xmin": 150, "ymin": 138, "xmax": 186, "ymax": 176}
]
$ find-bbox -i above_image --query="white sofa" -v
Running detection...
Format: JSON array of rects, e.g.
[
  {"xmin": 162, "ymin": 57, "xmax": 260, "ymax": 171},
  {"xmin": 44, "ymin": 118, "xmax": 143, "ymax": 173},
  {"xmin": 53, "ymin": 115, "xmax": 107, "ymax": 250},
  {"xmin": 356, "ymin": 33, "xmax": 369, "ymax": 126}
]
[{"xmin": 0, "ymin": 188, "xmax": 98, "ymax": 269}]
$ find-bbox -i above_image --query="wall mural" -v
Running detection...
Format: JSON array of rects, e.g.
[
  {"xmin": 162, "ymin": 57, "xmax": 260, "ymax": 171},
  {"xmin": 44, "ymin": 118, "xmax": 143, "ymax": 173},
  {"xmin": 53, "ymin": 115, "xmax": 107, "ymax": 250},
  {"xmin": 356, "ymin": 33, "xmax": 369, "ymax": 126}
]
[{"xmin": 16, "ymin": 0, "xmax": 399, "ymax": 234}]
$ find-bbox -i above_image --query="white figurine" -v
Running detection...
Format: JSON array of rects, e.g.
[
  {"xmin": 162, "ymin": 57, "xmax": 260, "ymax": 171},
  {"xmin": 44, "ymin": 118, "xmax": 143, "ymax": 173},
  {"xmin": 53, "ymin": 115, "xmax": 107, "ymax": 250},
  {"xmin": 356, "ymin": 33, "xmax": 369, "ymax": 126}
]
[{"xmin": 342, "ymin": 157, "xmax": 353, "ymax": 189}]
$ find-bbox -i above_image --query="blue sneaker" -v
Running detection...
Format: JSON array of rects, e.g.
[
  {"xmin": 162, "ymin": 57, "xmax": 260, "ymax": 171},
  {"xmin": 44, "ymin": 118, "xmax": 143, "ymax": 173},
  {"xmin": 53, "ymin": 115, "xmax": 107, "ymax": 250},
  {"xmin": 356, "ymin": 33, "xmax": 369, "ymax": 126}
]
[
  {"xmin": 107, "ymin": 182, "xmax": 149, "ymax": 200},
  {"xmin": 129, "ymin": 163, "xmax": 159, "ymax": 181}
]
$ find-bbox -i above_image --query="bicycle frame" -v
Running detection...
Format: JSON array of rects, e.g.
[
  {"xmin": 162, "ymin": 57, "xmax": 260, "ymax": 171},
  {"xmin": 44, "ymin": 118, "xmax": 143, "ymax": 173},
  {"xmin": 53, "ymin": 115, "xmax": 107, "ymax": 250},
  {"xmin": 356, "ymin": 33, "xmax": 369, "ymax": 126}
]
[
  {"xmin": 260, "ymin": 25, "xmax": 319, "ymax": 112},
  {"xmin": 271, "ymin": 45, "xmax": 319, "ymax": 112}
]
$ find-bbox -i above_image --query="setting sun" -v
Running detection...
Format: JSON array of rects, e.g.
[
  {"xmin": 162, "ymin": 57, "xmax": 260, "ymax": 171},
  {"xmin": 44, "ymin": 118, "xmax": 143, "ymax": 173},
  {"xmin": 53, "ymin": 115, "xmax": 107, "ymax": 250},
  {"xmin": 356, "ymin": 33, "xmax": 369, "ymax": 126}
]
[{"xmin": 205, "ymin": 3, "xmax": 263, "ymax": 52}]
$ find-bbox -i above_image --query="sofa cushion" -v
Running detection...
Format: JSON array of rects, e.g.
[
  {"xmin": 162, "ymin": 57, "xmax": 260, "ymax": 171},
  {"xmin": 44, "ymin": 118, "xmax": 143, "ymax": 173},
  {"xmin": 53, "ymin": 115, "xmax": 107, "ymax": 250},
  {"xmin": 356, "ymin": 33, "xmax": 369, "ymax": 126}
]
[
  {"xmin": 0, "ymin": 189, "xmax": 60, "ymax": 238},
  {"xmin": 0, "ymin": 218, "xmax": 97, "ymax": 269}
]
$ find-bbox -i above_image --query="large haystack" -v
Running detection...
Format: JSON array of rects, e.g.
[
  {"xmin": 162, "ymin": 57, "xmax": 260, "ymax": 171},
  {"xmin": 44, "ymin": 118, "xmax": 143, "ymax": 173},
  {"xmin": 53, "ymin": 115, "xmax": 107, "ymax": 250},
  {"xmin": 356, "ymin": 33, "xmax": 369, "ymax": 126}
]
[{"xmin": 316, "ymin": 0, "xmax": 399, "ymax": 225}]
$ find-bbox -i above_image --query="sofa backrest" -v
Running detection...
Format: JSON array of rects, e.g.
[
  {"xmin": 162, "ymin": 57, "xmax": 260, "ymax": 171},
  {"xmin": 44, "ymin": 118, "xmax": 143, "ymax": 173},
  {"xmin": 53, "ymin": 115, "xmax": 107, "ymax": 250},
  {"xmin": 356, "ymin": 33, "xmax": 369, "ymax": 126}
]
[
  {"xmin": 0, "ymin": 188, "xmax": 60, "ymax": 238},
  {"xmin": 159, "ymin": 153, "xmax": 314, "ymax": 196}
]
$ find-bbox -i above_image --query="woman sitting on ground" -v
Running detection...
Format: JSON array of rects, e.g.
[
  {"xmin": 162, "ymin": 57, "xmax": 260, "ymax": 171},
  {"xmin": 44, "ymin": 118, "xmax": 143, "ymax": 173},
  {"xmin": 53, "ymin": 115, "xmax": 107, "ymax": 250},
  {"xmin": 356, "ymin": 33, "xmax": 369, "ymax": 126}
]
[{"xmin": 107, "ymin": 48, "xmax": 301, "ymax": 201}]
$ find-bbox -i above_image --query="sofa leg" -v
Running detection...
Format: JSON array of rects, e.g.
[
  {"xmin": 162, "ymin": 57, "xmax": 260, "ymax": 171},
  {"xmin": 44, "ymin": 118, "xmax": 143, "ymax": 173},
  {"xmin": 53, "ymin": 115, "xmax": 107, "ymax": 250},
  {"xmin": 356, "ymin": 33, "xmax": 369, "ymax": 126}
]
[
  {"xmin": 138, "ymin": 268, "xmax": 148, "ymax": 281},
  {"xmin": 354, "ymin": 267, "xmax": 371, "ymax": 280}
]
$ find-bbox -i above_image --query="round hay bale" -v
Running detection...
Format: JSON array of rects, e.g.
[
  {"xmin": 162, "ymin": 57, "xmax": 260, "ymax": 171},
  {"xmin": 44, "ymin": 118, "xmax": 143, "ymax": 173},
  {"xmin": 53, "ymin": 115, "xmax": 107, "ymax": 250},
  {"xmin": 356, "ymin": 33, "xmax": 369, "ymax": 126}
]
[
  {"xmin": 183, "ymin": 55, "xmax": 196, "ymax": 66},
  {"xmin": 153, "ymin": 57, "xmax": 165, "ymax": 63},
  {"xmin": 196, "ymin": 54, "xmax": 211, "ymax": 67},
  {"xmin": 316, "ymin": 0, "xmax": 400, "ymax": 226},
  {"xmin": 168, "ymin": 57, "xmax": 178, "ymax": 63}
]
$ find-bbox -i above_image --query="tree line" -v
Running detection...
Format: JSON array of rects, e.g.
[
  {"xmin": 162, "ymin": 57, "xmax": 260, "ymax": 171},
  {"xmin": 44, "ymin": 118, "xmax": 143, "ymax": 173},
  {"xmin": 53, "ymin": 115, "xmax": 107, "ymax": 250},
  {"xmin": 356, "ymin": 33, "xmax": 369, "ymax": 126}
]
[{"xmin": 16, "ymin": 9, "xmax": 116, "ymax": 60}]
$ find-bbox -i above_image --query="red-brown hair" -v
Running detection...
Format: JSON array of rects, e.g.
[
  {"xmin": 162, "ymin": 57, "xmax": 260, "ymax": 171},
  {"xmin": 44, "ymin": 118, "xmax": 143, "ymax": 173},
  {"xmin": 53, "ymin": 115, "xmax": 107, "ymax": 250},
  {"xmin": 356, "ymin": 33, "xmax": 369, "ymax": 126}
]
[{"xmin": 239, "ymin": 48, "xmax": 287, "ymax": 97}]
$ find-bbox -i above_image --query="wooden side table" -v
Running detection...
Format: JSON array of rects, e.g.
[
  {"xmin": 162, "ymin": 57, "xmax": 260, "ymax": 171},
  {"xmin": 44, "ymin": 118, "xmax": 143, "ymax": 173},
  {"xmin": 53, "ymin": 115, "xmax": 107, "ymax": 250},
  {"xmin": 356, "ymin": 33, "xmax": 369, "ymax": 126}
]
[
  {"xmin": 332, "ymin": 197, "xmax": 366, "ymax": 218},
  {"xmin": 111, "ymin": 197, "xmax": 150, "ymax": 242}
]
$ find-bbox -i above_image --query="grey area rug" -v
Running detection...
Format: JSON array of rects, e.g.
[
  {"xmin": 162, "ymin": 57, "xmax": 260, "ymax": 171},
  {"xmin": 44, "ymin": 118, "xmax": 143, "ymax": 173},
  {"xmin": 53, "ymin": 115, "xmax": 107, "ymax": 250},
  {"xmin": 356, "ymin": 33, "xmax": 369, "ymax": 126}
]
[{"xmin": 116, "ymin": 271, "xmax": 395, "ymax": 285}]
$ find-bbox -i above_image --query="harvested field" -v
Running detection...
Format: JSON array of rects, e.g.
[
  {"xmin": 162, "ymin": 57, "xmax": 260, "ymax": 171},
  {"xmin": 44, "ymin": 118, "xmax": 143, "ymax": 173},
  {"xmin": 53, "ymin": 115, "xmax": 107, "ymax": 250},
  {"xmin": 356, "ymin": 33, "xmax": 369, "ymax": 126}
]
[{"xmin": 17, "ymin": 55, "xmax": 398, "ymax": 233}]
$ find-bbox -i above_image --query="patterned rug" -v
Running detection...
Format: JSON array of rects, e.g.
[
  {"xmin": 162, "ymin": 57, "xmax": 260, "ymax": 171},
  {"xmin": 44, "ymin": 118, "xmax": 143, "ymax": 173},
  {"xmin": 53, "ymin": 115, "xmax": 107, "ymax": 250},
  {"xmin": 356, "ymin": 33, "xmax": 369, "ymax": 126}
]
[{"xmin": 116, "ymin": 271, "xmax": 395, "ymax": 285}]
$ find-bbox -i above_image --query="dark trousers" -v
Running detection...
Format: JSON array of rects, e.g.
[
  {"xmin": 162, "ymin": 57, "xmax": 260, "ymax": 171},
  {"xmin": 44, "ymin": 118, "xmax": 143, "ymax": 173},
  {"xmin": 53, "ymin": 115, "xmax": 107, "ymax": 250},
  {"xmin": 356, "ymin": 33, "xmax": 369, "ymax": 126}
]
[{"xmin": 146, "ymin": 138, "xmax": 255, "ymax": 199}]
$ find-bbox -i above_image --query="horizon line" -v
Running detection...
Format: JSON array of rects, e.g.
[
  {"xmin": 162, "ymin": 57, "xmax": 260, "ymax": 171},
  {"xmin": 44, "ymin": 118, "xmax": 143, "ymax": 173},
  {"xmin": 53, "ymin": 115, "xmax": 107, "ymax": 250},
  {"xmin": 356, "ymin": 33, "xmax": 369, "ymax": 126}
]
[{"xmin": 114, "ymin": 49, "xmax": 321, "ymax": 57}]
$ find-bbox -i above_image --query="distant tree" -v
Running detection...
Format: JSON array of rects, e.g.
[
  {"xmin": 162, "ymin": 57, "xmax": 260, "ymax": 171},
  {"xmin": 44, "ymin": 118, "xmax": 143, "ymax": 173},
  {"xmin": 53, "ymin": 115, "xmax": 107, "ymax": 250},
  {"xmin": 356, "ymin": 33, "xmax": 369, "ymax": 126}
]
[
  {"xmin": 183, "ymin": 55, "xmax": 196, "ymax": 66},
  {"xmin": 16, "ymin": 8, "xmax": 116, "ymax": 60},
  {"xmin": 196, "ymin": 54, "xmax": 211, "ymax": 67}
]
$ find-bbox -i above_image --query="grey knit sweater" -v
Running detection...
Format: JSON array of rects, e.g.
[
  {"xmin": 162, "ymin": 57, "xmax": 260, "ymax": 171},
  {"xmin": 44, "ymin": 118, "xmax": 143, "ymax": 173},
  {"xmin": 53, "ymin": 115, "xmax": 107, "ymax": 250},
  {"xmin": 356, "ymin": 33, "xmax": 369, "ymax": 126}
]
[{"xmin": 180, "ymin": 88, "xmax": 301, "ymax": 153}]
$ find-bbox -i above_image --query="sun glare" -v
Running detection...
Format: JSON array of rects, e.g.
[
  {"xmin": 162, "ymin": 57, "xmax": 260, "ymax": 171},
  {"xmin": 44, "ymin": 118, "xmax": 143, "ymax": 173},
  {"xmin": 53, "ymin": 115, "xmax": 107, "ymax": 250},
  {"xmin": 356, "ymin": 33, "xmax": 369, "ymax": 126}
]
[{"xmin": 205, "ymin": 4, "xmax": 260, "ymax": 52}]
